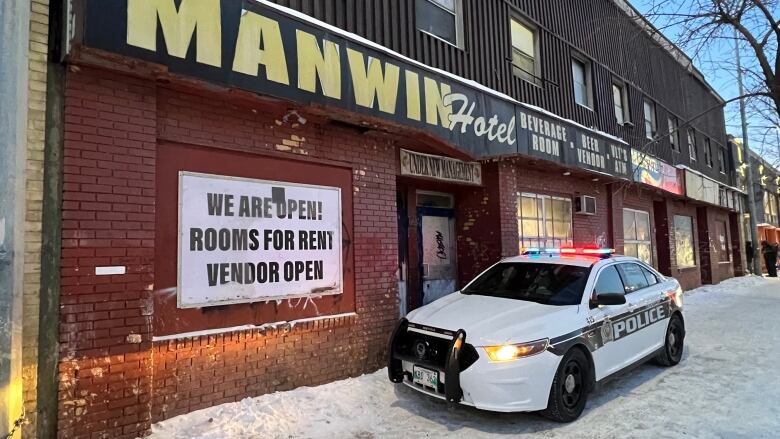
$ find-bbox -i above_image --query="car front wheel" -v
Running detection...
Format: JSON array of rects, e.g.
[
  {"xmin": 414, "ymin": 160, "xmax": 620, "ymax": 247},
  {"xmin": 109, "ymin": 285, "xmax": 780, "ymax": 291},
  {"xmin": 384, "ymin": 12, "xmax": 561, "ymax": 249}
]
[{"xmin": 542, "ymin": 348, "xmax": 590, "ymax": 422}]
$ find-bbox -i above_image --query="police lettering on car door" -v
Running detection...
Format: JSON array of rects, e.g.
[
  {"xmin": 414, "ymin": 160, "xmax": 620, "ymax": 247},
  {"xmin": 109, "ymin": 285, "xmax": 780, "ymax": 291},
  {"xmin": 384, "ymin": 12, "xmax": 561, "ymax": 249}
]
[{"xmin": 610, "ymin": 304, "xmax": 669, "ymax": 341}]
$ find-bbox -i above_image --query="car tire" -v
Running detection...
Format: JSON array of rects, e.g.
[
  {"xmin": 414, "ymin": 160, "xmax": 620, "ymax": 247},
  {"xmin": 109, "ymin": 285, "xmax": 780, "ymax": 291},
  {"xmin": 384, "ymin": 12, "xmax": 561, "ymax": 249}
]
[
  {"xmin": 655, "ymin": 314, "xmax": 685, "ymax": 367},
  {"xmin": 541, "ymin": 348, "xmax": 590, "ymax": 423}
]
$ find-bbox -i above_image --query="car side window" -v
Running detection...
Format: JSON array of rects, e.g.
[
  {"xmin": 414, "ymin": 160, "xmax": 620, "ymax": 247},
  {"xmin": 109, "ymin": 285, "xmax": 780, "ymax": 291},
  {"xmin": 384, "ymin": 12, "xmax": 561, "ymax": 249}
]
[
  {"xmin": 641, "ymin": 266, "xmax": 659, "ymax": 286},
  {"xmin": 593, "ymin": 266, "xmax": 625, "ymax": 296},
  {"xmin": 617, "ymin": 263, "xmax": 650, "ymax": 294}
]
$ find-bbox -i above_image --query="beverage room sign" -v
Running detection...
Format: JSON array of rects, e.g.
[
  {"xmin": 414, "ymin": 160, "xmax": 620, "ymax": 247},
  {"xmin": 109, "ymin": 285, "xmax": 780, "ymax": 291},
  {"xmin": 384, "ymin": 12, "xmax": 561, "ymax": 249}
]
[
  {"xmin": 178, "ymin": 172, "xmax": 342, "ymax": 308},
  {"xmin": 400, "ymin": 149, "xmax": 482, "ymax": 185},
  {"xmin": 75, "ymin": 0, "xmax": 632, "ymax": 180}
]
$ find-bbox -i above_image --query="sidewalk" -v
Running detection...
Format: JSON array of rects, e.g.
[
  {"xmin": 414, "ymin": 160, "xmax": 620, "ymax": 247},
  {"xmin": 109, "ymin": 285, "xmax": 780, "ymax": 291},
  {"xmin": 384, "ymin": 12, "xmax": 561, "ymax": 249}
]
[{"xmin": 147, "ymin": 276, "xmax": 780, "ymax": 439}]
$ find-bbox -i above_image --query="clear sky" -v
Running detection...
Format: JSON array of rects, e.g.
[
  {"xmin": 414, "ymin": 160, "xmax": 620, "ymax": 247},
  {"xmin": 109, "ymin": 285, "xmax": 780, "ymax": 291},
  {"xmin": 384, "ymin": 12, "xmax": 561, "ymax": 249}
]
[{"xmin": 630, "ymin": 0, "xmax": 780, "ymax": 166}]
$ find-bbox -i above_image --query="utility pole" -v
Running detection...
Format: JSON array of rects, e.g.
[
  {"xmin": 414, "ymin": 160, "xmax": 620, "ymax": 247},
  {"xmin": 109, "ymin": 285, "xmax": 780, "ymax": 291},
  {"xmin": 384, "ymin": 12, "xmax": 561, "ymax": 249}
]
[
  {"xmin": 0, "ymin": 0, "xmax": 30, "ymax": 435},
  {"xmin": 735, "ymin": 29, "xmax": 763, "ymax": 276}
]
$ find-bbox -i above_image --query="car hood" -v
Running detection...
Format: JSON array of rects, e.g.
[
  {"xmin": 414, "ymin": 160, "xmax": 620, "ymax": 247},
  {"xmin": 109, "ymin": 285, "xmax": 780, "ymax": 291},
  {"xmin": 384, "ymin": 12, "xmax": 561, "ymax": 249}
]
[{"xmin": 406, "ymin": 292, "xmax": 582, "ymax": 347}]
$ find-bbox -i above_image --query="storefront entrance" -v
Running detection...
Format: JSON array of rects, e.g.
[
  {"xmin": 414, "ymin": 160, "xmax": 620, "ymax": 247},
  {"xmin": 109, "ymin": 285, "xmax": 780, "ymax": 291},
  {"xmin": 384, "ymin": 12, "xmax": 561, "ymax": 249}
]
[
  {"xmin": 398, "ymin": 188, "xmax": 459, "ymax": 313},
  {"xmin": 418, "ymin": 195, "xmax": 457, "ymax": 305}
]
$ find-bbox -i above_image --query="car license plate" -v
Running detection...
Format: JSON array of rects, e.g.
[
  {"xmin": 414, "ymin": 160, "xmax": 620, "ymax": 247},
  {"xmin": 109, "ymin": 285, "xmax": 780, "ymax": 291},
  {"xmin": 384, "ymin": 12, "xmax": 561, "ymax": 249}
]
[{"xmin": 413, "ymin": 366, "xmax": 439, "ymax": 388}]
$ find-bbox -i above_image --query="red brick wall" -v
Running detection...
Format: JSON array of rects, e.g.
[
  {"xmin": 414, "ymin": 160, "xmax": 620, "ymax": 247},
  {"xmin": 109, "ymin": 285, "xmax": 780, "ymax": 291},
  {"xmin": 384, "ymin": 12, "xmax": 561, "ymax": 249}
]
[
  {"xmin": 60, "ymin": 66, "xmax": 400, "ymax": 438},
  {"xmin": 59, "ymin": 67, "xmax": 156, "ymax": 439},
  {"xmin": 59, "ymin": 64, "xmax": 741, "ymax": 438},
  {"xmin": 508, "ymin": 161, "xmax": 611, "ymax": 248},
  {"xmin": 455, "ymin": 162, "xmax": 503, "ymax": 286},
  {"xmin": 498, "ymin": 162, "xmax": 520, "ymax": 257}
]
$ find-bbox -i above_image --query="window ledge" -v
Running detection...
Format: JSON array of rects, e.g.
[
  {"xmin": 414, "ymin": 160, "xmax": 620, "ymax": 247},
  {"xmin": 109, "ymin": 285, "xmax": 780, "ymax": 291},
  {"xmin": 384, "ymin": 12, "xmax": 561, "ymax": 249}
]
[
  {"xmin": 576, "ymin": 103, "xmax": 594, "ymax": 112},
  {"xmin": 677, "ymin": 266, "xmax": 698, "ymax": 271},
  {"xmin": 418, "ymin": 29, "xmax": 464, "ymax": 51},
  {"xmin": 514, "ymin": 74, "xmax": 543, "ymax": 89}
]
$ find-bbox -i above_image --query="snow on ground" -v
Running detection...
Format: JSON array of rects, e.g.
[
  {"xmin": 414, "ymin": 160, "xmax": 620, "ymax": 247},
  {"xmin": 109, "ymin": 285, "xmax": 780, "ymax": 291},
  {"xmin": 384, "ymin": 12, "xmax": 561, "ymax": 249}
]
[{"xmin": 148, "ymin": 276, "xmax": 780, "ymax": 439}]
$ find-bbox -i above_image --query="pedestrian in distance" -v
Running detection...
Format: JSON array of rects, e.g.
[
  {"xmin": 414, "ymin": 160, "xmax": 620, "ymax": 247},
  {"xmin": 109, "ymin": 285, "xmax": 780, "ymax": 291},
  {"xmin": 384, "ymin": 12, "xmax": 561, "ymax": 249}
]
[
  {"xmin": 761, "ymin": 241, "xmax": 778, "ymax": 278},
  {"xmin": 746, "ymin": 241, "xmax": 755, "ymax": 274}
]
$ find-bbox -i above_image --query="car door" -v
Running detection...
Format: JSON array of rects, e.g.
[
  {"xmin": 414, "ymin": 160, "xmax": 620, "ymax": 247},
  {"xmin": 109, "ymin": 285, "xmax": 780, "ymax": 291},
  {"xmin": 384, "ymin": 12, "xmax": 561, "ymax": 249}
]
[
  {"xmin": 589, "ymin": 264, "xmax": 633, "ymax": 380},
  {"xmin": 614, "ymin": 262, "xmax": 667, "ymax": 365}
]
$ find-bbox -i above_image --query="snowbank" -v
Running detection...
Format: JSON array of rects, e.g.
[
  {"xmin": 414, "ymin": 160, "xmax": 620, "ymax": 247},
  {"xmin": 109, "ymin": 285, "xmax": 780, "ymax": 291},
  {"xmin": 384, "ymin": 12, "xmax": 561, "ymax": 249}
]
[{"xmin": 147, "ymin": 276, "xmax": 780, "ymax": 439}]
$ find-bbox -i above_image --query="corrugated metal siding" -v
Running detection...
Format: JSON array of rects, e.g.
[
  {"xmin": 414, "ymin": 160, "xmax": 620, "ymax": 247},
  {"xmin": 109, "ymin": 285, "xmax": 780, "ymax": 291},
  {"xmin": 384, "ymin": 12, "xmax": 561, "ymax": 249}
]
[{"xmin": 270, "ymin": 0, "xmax": 730, "ymax": 183}]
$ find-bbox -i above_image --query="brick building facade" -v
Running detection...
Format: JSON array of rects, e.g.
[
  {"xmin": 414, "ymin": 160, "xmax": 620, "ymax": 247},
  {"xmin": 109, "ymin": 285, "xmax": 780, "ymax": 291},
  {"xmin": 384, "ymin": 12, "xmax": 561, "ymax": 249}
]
[{"xmin": 49, "ymin": 0, "xmax": 749, "ymax": 437}]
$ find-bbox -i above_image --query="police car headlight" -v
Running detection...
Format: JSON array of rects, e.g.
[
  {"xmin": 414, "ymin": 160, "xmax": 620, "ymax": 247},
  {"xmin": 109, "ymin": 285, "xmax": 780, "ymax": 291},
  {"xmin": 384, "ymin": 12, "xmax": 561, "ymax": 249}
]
[{"xmin": 483, "ymin": 339, "xmax": 549, "ymax": 362}]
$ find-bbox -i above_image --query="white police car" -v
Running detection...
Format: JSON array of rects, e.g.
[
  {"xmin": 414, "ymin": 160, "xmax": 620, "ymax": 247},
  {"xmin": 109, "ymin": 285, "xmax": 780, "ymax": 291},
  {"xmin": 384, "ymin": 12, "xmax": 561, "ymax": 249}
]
[{"xmin": 388, "ymin": 248, "xmax": 685, "ymax": 422}]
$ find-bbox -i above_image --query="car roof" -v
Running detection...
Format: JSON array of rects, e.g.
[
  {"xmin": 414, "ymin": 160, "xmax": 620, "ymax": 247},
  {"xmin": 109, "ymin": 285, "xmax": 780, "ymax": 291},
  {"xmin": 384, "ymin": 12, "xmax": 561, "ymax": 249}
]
[{"xmin": 500, "ymin": 254, "xmax": 639, "ymax": 268}]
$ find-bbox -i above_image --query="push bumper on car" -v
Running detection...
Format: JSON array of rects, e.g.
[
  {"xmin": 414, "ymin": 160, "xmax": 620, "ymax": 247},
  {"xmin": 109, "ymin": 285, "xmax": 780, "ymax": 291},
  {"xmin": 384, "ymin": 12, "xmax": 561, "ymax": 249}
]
[
  {"xmin": 388, "ymin": 318, "xmax": 561, "ymax": 412},
  {"xmin": 388, "ymin": 318, "xmax": 466, "ymax": 404}
]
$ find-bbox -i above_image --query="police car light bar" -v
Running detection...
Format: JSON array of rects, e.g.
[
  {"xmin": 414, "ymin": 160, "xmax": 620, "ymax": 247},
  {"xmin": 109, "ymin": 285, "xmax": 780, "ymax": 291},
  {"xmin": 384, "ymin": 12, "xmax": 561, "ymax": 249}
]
[{"xmin": 521, "ymin": 247, "xmax": 615, "ymax": 258}]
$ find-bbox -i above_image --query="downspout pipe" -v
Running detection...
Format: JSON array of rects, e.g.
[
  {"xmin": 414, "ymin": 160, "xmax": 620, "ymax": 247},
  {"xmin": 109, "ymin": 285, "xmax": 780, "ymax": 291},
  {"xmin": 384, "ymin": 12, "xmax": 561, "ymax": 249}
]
[{"xmin": 36, "ymin": 0, "xmax": 68, "ymax": 436}]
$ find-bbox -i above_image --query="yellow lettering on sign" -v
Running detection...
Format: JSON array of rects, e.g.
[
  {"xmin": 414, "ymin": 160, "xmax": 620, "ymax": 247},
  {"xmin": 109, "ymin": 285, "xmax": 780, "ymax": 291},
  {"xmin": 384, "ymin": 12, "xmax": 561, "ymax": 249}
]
[
  {"xmin": 346, "ymin": 48, "xmax": 400, "ymax": 114},
  {"xmin": 424, "ymin": 77, "xmax": 452, "ymax": 128},
  {"xmin": 127, "ymin": 0, "xmax": 222, "ymax": 67},
  {"xmin": 232, "ymin": 11, "xmax": 290, "ymax": 85},
  {"xmin": 296, "ymin": 30, "xmax": 341, "ymax": 99},
  {"xmin": 405, "ymin": 71, "xmax": 421, "ymax": 121}
]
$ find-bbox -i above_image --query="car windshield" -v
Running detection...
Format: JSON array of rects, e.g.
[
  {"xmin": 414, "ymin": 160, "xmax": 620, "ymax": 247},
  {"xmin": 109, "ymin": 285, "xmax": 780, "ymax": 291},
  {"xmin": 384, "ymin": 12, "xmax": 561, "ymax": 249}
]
[{"xmin": 461, "ymin": 262, "xmax": 590, "ymax": 306}]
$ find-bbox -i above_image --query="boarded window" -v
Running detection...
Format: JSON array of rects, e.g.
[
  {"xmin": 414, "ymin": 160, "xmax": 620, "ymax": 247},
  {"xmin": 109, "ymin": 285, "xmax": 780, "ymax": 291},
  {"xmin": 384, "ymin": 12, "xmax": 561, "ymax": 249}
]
[
  {"xmin": 715, "ymin": 220, "xmax": 730, "ymax": 263},
  {"xmin": 674, "ymin": 215, "xmax": 695, "ymax": 268}
]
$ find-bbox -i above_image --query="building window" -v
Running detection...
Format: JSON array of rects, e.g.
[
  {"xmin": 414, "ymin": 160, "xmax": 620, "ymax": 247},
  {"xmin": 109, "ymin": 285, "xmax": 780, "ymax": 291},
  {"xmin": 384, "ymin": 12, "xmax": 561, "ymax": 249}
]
[
  {"xmin": 571, "ymin": 56, "xmax": 592, "ymax": 108},
  {"xmin": 687, "ymin": 129, "xmax": 697, "ymax": 161},
  {"xmin": 511, "ymin": 17, "xmax": 538, "ymax": 85},
  {"xmin": 718, "ymin": 147, "xmax": 727, "ymax": 174},
  {"xmin": 612, "ymin": 82, "xmax": 629, "ymax": 125},
  {"xmin": 715, "ymin": 220, "xmax": 730, "ymax": 263},
  {"xmin": 765, "ymin": 191, "xmax": 779, "ymax": 225},
  {"xmin": 674, "ymin": 215, "xmax": 696, "ymax": 268},
  {"xmin": 517, "ymin": 193, "xmax": 573, "ymax": 249},
  {"xmin": 704, "ymin": 138, "xmax": 713, "ymax": 167},
  {"xmin": 623, "ymin": 209, "xmax": 652, "ymax": 265},
  {"xmin": 416, "ymin": 0, "xmax": 463, "ymax": 47},
  {"xmin": 668, "ymin": 116, "xmax": 680, "ymax": 152},
  {"xmin": 643, "ymin": 99, "xmax": 656, "ymax": 140}
]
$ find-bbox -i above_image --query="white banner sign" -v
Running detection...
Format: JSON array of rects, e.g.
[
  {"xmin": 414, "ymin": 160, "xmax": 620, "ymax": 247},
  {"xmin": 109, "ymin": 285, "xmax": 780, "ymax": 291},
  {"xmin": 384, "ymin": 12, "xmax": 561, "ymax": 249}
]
[{"xmin": 178, "ymin": 172, "xmax": 343, "ymax": 308}]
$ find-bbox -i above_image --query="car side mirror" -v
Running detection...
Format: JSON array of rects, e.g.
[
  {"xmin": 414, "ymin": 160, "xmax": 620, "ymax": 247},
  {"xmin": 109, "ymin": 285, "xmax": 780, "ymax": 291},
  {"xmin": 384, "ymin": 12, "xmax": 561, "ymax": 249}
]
[{"xmin": 592, "ymin": 292, "xmax": 626, "ymax": 307}]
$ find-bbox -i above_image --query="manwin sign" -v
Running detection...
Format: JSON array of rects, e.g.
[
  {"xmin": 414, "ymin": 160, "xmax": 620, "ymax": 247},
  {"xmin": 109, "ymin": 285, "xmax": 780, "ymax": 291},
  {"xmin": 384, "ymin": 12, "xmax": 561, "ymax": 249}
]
[{"xmin": 77, "ymin": 0, "xmax": 632, "ymax": 179}]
